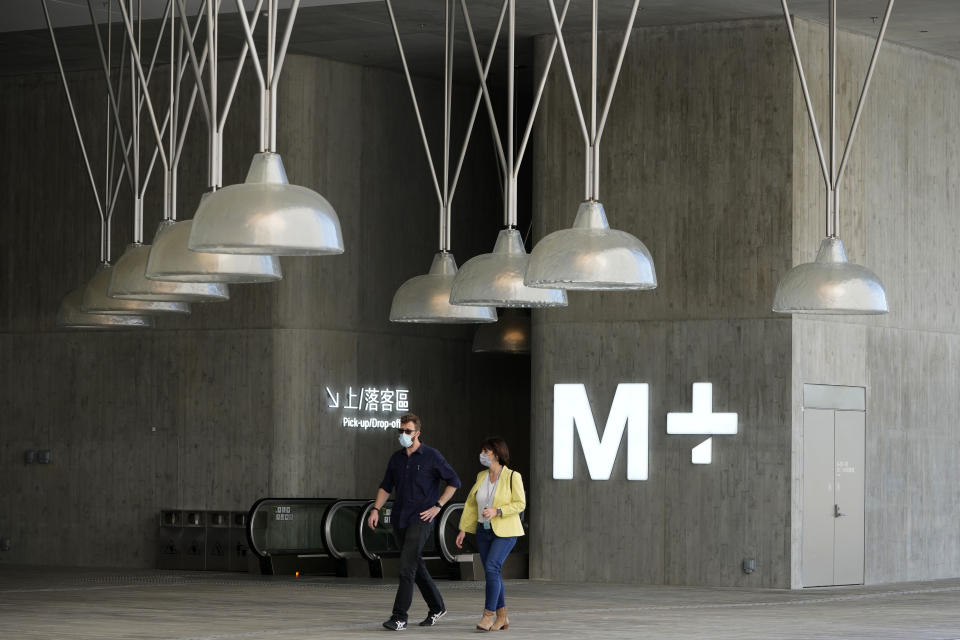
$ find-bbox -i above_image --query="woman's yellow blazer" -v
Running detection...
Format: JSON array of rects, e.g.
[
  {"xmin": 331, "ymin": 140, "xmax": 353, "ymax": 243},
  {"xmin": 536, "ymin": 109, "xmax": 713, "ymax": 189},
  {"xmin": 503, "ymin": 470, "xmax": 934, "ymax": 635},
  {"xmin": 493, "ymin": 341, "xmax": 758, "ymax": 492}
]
[{"xmin": 458, "ymin": 466, "xmax": 526, "ymax": 537}]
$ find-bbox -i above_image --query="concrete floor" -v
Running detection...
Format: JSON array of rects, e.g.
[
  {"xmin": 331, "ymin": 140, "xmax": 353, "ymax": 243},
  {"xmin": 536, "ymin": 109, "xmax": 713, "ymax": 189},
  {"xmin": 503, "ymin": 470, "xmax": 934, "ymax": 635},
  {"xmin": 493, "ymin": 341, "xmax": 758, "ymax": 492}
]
[{"xmin": 1, "ymin": 567, "xmax": 959, "ymax": 639}]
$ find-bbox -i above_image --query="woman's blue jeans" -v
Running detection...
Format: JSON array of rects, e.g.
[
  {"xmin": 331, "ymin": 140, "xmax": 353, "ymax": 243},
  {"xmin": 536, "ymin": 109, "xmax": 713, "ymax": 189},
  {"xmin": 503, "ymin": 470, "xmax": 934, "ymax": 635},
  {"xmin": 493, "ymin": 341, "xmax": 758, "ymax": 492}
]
[{"xmin": 475, "ymin": 526, "xmax": 517, "ymax": 611}]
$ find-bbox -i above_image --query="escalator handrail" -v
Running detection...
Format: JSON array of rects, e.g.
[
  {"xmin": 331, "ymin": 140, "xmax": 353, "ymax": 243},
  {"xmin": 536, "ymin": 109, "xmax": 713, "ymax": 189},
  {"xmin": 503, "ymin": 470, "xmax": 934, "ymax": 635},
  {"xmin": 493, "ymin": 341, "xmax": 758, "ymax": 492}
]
[
  {"xmin": 437, "ymin": 502, "xmax": 466, "ymax": 563},
  {"xmin": 357, "ymin": 500, "xmax": 392, "ymax": 561},
  {"xmin": 246, "ymin": 497, "xmax": 345, "ymax": 558},
  {"xmin": 323, "ymin": 499, "xmax": 369, "ymax": 559}
]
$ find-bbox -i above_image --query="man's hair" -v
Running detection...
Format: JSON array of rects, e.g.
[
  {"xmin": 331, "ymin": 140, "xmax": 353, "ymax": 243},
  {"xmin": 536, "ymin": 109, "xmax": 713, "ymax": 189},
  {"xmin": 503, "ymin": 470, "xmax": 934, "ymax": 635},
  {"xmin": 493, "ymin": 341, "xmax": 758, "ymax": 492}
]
[
  {"xmin": 400, "ymin": 413, "xmax": 421, "ymax": 431},
  {"xmin": 480, "ymin": 436, "xmax": 510, "ymax": 467}
]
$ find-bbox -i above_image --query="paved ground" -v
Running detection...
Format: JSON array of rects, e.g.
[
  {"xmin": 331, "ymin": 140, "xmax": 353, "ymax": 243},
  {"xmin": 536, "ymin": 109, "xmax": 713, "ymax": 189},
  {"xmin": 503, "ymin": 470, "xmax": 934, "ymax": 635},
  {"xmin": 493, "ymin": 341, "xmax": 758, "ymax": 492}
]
[{"xmin": 1, "ymin": 566, "xmax": 959, "ymax": 639}]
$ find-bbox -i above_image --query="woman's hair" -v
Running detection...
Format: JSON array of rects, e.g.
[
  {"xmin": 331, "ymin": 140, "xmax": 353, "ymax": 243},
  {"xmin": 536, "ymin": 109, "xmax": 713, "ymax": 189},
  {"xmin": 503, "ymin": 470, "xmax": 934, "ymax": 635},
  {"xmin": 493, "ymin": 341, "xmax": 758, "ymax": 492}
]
[{"xmin": 480, "ymin": 437, "xmax": 510, "ymax": 467}]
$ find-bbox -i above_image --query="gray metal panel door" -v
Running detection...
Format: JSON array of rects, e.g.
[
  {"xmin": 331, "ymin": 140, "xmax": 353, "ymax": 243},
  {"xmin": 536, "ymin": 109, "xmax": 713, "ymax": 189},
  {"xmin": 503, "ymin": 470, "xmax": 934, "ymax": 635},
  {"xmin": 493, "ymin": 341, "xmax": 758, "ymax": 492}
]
[
  {"xmin": 802, "ymin": 409, "xmax": 836, "ymax": 587},
  {"xmin": 833, "ymin": 410, "xmax": 865, "ymax": 585}
]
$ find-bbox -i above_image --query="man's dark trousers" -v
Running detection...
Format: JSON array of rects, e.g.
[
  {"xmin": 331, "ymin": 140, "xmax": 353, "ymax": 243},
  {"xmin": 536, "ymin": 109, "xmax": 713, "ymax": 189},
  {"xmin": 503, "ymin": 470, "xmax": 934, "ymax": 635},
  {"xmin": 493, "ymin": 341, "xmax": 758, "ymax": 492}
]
[{"xmin": 391, "ymin": 520, "xmax": 444, "ymax": 622}]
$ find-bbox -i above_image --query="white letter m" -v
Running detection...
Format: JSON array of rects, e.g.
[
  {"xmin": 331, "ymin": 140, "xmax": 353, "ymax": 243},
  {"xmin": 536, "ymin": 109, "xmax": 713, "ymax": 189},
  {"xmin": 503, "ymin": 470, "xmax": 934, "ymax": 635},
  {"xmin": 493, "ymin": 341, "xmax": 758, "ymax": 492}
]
[{"xmin": 553, "ymin": 384, "xmax": 648, "ymax": 481}]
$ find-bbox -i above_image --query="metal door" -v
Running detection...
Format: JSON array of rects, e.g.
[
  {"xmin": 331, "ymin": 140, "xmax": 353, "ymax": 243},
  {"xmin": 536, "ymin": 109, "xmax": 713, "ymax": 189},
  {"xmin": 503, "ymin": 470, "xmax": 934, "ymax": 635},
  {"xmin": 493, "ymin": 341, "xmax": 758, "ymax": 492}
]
[
  {"xmin": 833, "ymin": 411, "xmax": 865, "ymax": 585},
  {"xmin": 802, "ymin": 409, "xmax": 836, "ymax": 587},
  {"xmin": 801, "ymin": 401, "xmax": 865, "ymax": 587}
]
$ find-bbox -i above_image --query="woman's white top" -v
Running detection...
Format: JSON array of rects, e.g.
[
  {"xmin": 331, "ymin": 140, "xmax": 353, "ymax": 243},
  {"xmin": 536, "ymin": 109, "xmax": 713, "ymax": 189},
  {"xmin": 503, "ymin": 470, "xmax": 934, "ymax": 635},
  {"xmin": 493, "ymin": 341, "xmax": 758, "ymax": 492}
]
[{"xmin": 475, "ymin": 471, "xmax": 500, "ymax": 523}]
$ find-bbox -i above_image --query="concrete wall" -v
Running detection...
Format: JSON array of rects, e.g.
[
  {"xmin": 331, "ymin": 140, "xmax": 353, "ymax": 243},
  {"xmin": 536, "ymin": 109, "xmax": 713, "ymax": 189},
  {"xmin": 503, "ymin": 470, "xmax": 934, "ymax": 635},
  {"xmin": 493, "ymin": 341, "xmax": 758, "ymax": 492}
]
[
  {"xmin": 530, "ymin": 19, "xmax": 795, "ymax": 587},
  {"xmin": 0, "ymin": 54, "xmax": 529, "ymax": 567},
  {"xmin": 790, "ymin": 19, "xmax": 960, "ymax": 586}
]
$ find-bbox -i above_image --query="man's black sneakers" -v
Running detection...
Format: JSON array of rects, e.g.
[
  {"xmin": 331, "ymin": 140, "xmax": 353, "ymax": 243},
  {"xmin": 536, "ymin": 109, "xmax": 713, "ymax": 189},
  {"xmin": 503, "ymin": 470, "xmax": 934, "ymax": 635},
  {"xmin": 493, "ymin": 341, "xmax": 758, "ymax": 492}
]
[
  {"xmin": 418, "ymin": 610, "xmax": 447, "ymax": 627},
  {"xmin": 382, "ymin": 618, "xmax": 407, "ymax": 631}
]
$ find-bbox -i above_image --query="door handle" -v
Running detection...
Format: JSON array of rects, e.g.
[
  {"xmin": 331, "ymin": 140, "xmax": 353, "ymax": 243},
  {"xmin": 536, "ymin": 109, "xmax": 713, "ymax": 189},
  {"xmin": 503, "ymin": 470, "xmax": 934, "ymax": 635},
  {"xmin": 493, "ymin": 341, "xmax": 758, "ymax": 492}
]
[{"xmin": 834, "ymin": 504, "xmax": 846, "ymax": 518}]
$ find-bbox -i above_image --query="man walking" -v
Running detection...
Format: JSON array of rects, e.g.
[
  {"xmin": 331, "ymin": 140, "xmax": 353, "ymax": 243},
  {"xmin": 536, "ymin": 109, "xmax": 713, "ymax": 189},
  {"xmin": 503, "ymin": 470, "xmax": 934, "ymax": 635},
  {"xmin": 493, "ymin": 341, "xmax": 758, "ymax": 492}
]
[{"xmin": 368, "ymin": 413, "xmax": 460, "ymax": 630}]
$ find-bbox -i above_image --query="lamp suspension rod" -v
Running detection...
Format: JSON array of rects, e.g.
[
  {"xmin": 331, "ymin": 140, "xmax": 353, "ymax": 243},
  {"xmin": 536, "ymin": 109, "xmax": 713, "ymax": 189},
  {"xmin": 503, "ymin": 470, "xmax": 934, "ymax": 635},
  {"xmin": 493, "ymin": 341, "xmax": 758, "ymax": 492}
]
[
  {"xmin": 545, "ymin": 0, "xmax": 589, "ymax": 148},
  {"xmin": 41, "ymin": 0, "xmax": 106, "ymax": 261},
  {"xmin": 220, "ymin": 0, "xmax": 263, "ymax": 133},
  {"xmin": 135, "ymin": 27, "xmax": 202, "ymax": 203},
  {"xmin": 182, "ymin": 0, "xmax": 261, "ymax": 187},
  {"xmin": 86, "ymin": 0, "xmax": 143, "ymax": 190},
  {"xmin": 384, "ymin": 0, "xmax": 444, "ymax": 208},
  {"xmin": 515, "ymin": 0, "xmax": 570, "ymax": 179},
  {"xmin": 233, "ymin": 0, "xmax": 300, "ymax": 153},
  {"xmin": 780, "ymin": 0, "xmax": 894, "ymax": 239},
  {"xmin": 546, "ymin": 0, "xmax": 639, "ymax": 201},
  {"xmin": 233, "ymin": 0, "xmax": 266, "ymax": 150},
  {"xmin": 117, "ymin": 0, "xmax": 170, "ymax": 174},
  {"xmin": 175, "ymin": 0, "xmax": 211, "ymax": 124},
  {"xmin": 143, "ymin": 14, "xmax": 206, "ymax": 200},
  {"xmin": 506, "ymin": 0, "xmax": 516, "ymax": 226},
  {"xmin": 595, "ymin": 0, "xmax": 640, "ymax": 148},
  {"xmin": 829, "ymin": 0, "xmax": 837, "ymax": 237},
  {"xmin": 442, "ymin": 0, "xmax": 455, "ymax": 251},
  {"xmin": 165, "ymin": 0, "xmax": 206, "ymax": 220},
  {"xmin": 462, "ymin": 0, "xmax": 508, "ymax": 183},
  {"xmin": 452, "ymin": 0, "xmax": 508, "ymax": 205},
  {"xmin": 89, "ymin": 0, "xmax": 169, "ymax": 203},
  {"xmin": 780, "ymin": 0, "xmax": 832, "ymax": 216},
  {"xmin": 835, "ymin": 0, "xmax": 893, "ymax": 190},
  {"xmin": 168, "ymin": 0, "xmax": 178, "ymax": 220}
]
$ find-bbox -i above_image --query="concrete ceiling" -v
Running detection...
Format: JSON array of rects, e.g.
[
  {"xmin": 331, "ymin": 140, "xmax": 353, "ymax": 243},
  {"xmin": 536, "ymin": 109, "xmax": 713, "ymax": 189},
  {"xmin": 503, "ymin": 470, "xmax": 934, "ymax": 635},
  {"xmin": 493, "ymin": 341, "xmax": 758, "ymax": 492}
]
[{"xmin": 2, "ymin": 0, "xmax": 959, "ymax": 80}]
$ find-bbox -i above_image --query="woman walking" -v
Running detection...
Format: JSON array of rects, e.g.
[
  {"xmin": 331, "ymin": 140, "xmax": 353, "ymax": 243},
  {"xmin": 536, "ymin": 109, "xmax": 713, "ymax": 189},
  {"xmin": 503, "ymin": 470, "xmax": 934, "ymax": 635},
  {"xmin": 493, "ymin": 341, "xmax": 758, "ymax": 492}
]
[{"xmin": 456, "ymin": 437, "xmax": 526, "ymax": 631}]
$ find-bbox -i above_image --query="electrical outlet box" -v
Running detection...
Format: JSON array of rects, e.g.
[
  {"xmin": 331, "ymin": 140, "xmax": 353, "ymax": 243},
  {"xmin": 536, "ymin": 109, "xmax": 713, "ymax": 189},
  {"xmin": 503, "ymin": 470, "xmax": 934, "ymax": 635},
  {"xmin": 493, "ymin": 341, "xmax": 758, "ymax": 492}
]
[
  {"xmin": 1, "ymin": 538, "xmax": 11, "ymax": 551},
  {"xmin": 37, "ymin": 450, "xmax": 52, "ymax": 464},
  {"xmin": 743, "ymin": 557, "xmax": 756, "ymax": 574},
  {"xmin": 24, "ymin": 450, "xmax": 36, "ymax": 464}
]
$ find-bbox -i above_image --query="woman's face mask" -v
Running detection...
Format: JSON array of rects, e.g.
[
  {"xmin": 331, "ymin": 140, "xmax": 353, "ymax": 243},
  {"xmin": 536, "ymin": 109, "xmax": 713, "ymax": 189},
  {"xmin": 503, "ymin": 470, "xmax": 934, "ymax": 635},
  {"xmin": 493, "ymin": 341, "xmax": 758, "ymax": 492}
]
[{"xmin": 479, "ymin": 452, "xmax": 493, "ymax": 467}]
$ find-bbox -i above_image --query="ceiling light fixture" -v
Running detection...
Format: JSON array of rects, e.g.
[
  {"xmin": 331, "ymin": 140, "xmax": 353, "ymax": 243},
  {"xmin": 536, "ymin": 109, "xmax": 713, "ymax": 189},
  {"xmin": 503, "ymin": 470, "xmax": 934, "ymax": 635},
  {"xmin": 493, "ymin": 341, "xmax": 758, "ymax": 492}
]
[
  {"xmin": 449, "ymin": 0, "xmax": 567, "ymax": 308},
  {"xmin": 188, "ymin": 0, "xmax": 345, "ymax": 256},
  {"xmin": 107, "ymin": 0, "xmax": 224, "ymax": 304},
  {"xmin": 146, "ymin": 0, "xmax": 283, "ymax": 283},
  {"xmin": 524, "ymin": 0, "xmax": 656, "ymax": 291},
  {"xmin": 472, "ymin": 308, "xmax": 531, "ymax": 354},
  {"xmin": 773, "ymin": 0, "xmax": 891, "ymax": 314},
  {"xmin": 57, "ymin": 289, "xmax": 155, "ymax": 330},
  {"xmin": 386, "ymin": 0, "xmax": 496, "ymax": 324},
  {"xmin": 41, "ymin": 0, "xmax": 183, "ymax": 323}
]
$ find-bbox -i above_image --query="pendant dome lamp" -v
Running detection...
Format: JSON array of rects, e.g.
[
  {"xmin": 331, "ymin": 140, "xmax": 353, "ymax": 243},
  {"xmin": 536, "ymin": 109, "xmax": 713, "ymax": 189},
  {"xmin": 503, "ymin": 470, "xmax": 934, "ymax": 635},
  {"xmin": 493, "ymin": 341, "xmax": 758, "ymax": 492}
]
[
  {"xmin": 57, "ymin": 289, "xmax": 155, "ymax": 330},
  {"xmin": 107, "ymin": 1, "xmax": 224, "ymax": 305},
  {"xmin": 448, "ymin": 0, "xmax": 567, "ymax": 308},
  {"xmin": 772, "ymin": 0, "xmax": 891, "ymax": 314},
  {"xmin": 472, "ymin": 308, "xmax": 531, "ymax": 354},
  {"xmin": 40, "ymin": 0, "xmax": 176, "ymax": 324},
  {"xmin": 188, "ymin": 0, "xmax": 344, "ymax": 256},
  {"xmin": 524, "ymin": 0, "xmax": 655, "ymax": 291},
  {"xmin": 386, "ymin": 0, "xmax": 496, "ymax": 324},
  {"xmin": 146, "ymin": 0, "xmax": 282, "ymax": 283}
]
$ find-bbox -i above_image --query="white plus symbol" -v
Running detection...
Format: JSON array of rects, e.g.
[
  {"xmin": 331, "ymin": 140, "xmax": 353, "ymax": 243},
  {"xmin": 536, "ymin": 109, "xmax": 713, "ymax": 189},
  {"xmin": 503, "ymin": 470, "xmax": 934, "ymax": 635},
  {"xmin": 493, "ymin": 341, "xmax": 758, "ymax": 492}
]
[{"xmin": 667, "ymin": 383, "xmax": 738, "ymax": 464}]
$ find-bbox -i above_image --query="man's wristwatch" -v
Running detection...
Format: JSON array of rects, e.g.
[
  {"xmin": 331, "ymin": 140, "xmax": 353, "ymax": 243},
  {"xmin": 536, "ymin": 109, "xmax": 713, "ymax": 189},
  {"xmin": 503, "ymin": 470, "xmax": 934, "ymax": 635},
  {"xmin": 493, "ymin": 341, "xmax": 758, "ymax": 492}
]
[
  {"xmin": 434, "ymin": 502, "xmax": 443, "ymax": 509},
  {"xmin": 371, "ymin": 507, "xmax": 380, "ymax": 512}
]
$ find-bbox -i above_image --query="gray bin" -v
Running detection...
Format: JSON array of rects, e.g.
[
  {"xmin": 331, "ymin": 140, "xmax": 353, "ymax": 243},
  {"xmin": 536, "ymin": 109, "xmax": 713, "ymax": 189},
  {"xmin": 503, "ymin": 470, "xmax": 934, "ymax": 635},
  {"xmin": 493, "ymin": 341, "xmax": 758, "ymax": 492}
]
[
  {"xmin": 180, "ymin": 510, "xmax": 206, "ymax": 571},
  {"xmin": 157, "ymin": 510, "xmax": 183, "ymax": 570},
  {"xmin": 228, "ymin": 511, "xmax": 250, "ymax": 572},
  {"xmin": 205, "ymin": 511, "xmax": 231, "ymax": 571}
]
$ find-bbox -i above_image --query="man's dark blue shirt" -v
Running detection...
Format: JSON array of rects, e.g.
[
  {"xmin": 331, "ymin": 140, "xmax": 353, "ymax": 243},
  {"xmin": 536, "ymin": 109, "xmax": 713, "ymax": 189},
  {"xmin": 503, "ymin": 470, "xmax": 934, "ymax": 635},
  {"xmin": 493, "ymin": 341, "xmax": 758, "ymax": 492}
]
[{"xmin": 379, "ymin": 443, "xmax": 461, "ymax": 529}]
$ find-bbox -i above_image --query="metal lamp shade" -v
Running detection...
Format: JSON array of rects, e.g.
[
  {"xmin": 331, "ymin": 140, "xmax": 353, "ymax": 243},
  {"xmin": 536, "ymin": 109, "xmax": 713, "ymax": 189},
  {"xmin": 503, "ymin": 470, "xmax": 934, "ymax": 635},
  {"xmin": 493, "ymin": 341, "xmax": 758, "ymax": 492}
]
[
  {"xmin": 109, "ymin": 243, "xmax": 229, "ymax": 302},
  {"xmin": 57, "ymin": 289, "xmax": 154, "ymax": 329},
  {"xmin": 81, "ymin": 263, "xmax": 190, "ymax": 314},
  {"xmin": 449, "ymin": 228, "xmax": 567, "ymax": 308},
  {"xmin": 472, "ymin": 309, "xmax": 530, "ymax": 354},
  {"xmin": 773, "ymin": 236, "xmax": 888, "ymax": 314},
  {"xmin": 390, "ymin": 252, "xmax": 498, "ymax": 324},
  {"xmin": 524, "ymin": 200, "xmax": 657, "ymax": 290},
  {"xmin": 188, "ymin": 152, "xmax": 344, "ymax": 256},
  {"xmin": 146, "ymin": 217, "xmax": 282, "ymax": 283}
]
